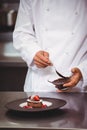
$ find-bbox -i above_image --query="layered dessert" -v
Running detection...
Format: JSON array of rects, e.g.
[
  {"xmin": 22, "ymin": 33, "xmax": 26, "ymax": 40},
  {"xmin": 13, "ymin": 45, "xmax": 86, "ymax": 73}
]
[
  {"xmin": 27, "ymin": 95, "xmax": 43, "ymax": 108},
  {"xmin": 23, "ymin": 95, "xmax": 47, "ymax": 109}
]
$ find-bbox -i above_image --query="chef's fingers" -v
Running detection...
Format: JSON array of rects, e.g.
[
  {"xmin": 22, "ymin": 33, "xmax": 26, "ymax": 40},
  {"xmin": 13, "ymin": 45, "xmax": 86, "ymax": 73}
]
[
  {"xmin": 71, "ymin": 67, "xmax": 82, "ymax": 80},
  {"xmin": 63, "ymin": 67, "xmax": 82, "ymax": 88},
  {"xmin": 34, "ymin": 61, "xmax": 48, "ymax": 68},
  {"xmin": 43, "ymin": 51, "xmax": 53, "ymax": 66},
  {"xmin": 63, "ymin": 74, "xmax": 80, "ymax": 87},
  {"xmin": 63, "ymin": 78, "xmax": 78, "ymax": 87},
  {"xmin": 43, "ymin": 51, "xmax": 49, "ymax": 58},
  {"xmin": 34, "ymin": 51, "xmax": 52, "ymax": 66},
  {"xmin": 34, "ymin": 56, "xmax": 52, "ymax": 66},
  {"xmin": 35, "ymin": 51, "xmax": 49, "ymax": 63},
  {"xmin": 38, "ymin": 54, "xmax": 52, "ymax": 65}
]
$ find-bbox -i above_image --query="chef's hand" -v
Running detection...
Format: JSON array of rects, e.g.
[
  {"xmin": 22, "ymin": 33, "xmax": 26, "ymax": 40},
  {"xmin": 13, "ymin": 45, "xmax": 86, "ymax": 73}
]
[
  {"xmin": 33, "ymin": 51, "xmax": 52, "ymax": 68},
  {"xmin": 57, "ymin": 67, "xmax": 82, "ymax": 92}
]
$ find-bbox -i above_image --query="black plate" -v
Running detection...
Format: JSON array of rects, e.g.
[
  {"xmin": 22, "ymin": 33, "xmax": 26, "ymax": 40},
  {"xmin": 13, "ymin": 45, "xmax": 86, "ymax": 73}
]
[{"xmin": 5, "ymin": 97, "xmax": 66, "ymax": 113}]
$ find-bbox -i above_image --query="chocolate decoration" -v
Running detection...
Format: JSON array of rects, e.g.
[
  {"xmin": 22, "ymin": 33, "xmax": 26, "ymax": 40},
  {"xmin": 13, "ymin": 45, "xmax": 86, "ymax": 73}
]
[{"xmin": 48, "ymin": 77, "xmax": 70, "ymax": 90}]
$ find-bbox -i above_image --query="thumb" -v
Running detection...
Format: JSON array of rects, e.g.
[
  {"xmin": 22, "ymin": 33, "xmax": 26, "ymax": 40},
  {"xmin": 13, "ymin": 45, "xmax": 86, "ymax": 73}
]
[
  {"xmin": 43, "ymin": 51, "xmax": 49, "ymax": 58},
  {"xmin": 71, "ymin": 67, "xmax": 80, "ymax": 74},
  {"xmin": 71, "ymin": 68, "xmax": 76, "ymax": 74}
]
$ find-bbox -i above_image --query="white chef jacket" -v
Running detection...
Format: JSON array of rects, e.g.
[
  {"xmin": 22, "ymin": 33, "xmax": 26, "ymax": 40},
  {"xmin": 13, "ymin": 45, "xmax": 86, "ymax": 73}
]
[{"xmin": 13, "ymin": 0, "xmax": 87, "ymax": 92}]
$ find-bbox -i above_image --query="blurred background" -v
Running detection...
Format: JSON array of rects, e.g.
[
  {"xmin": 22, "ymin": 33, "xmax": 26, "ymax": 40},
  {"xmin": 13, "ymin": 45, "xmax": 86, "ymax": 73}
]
[{"xmin": 0, "ymin": 0, "xmax": 28, "ymax": 91}]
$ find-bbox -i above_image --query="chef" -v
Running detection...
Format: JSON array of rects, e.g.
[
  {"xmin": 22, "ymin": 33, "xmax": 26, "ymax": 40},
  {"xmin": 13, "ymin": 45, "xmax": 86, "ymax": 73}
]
[{"xmin": 13, "ymin": 0, "xmax": 87, "ymax": 92}]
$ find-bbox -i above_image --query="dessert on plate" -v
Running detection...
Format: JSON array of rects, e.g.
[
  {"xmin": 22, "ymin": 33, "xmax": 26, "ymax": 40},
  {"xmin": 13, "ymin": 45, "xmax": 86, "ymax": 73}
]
[
  {"xmin": 27, "ymin": 95, "xmax": 43, "ymax": 108},
  {"xmin": 23, "ymin": 95, "xmax": 47, "ymax": 109}
]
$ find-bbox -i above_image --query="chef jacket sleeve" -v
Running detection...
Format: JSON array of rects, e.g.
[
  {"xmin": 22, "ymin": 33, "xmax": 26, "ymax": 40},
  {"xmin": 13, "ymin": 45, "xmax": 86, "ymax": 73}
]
[
  {"xmin": 75, "ymin": 38, "xmax": 87, "ymax": 88},
  {"xmin": 13, "ymin": 0, "xmax": 41, "ymax": 68}
]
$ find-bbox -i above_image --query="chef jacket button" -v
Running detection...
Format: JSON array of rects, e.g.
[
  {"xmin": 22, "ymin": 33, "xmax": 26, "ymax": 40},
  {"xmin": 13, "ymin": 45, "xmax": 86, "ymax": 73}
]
[
  {"xmin": 45, "ymin": 28, "xmax": 48, "ymax": 31},
  {"xmin": 75, "ymin": 11, "xmax": 78, "ymax": 15},
  {"xmin": 72, "ymin": 32, "xmax": 74, "ymax": 35},
  {"xmin": 46, "ymin": 8, "xmax": 50, "ymax": 11}
]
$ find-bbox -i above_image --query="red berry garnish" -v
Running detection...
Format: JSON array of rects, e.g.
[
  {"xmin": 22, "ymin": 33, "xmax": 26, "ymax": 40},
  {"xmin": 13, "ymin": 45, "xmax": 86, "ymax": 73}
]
[
  {"xmin": 23, "ymin": 105, "xmax": 29, "ymax": 108},
  {"xmin": 33, "ymin": 95, "xmax": 40, "ymax": 101},
  {"xmin": 42, "ymin": 104, "xmax": 47, "ymax": 108},
  {"xmin": 23, "ymin": 105, "xmax": 32, "ymax": 109}
]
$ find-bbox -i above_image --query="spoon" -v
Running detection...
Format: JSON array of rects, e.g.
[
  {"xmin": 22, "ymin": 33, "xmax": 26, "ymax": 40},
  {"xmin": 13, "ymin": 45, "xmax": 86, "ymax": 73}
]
[
  {"xmin": 55, "ymin": 69, "xmax": 69, "ymax": 79},
  {"xmin": 53, "ymin": 66, "xmax": 69, "ymax": 79},
  {"xmin": 48, "ymin": 59, "xmax": 68, "ymax": 79}
]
